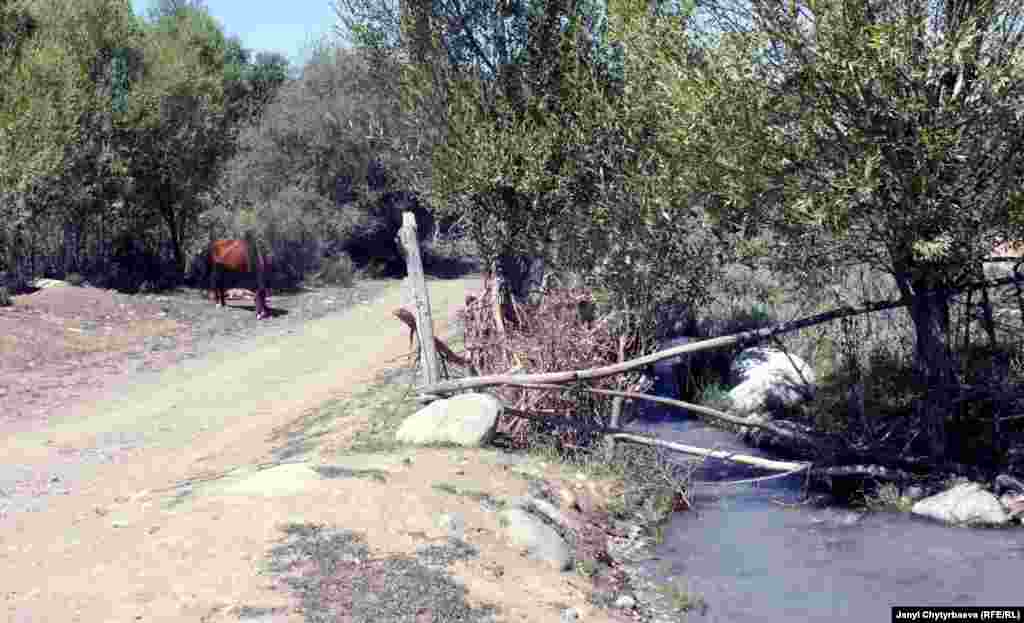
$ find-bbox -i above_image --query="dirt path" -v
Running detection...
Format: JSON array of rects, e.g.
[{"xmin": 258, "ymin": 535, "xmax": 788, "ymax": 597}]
[{"xmin": 1, "ymin": 276, "xmax": 625, "ymax": 623}]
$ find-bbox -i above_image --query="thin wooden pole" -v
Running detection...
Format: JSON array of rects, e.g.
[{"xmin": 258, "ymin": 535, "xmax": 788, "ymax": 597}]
[{"xmin": 398, "ymin": 211, "xmax": 440, "ymax": 386}]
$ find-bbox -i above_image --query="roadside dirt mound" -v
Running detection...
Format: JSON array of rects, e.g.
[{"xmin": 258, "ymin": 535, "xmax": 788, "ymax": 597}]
[{"xmin": 2, "ymin": 286, "xmax": 179, "ymax": 370}]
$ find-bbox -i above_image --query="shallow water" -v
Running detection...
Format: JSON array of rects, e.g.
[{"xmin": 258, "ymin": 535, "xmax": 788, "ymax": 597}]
[{"xmin": 627, "ymin": 416, "xmax": 1024, "ymax": 622}]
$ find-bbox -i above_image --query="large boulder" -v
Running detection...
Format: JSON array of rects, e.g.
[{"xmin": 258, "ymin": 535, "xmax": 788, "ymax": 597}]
[
  {"xmin": 395, "ymin": 393, "xmax": 500, "ymax": 447},
  {"xmin": 497, "ymin": 507, "xmax": 574, "ymax": 572},
  {"xmin": 911, "ymin": 482, "xmax": 1011, "ymax": 526},
  {"xmin": 728, "ymin": 347, "xmax": 815, "ymax": 414}
]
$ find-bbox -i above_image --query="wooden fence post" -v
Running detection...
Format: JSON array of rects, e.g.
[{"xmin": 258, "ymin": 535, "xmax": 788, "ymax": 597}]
[{"xmin": 398, "ymin": 211, "xmax": 440, "ymax": 386}]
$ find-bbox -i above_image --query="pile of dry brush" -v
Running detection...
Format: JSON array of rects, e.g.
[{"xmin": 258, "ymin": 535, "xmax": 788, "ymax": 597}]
[{"xmin": 460, "ymin": 276, "xmax": 648, "ymax": 449}]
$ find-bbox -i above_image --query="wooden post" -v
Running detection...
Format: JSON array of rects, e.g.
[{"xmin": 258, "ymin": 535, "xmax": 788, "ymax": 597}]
[{"xmin": 398, "ymin": 211, "xmax": 440, "ymax": 386}]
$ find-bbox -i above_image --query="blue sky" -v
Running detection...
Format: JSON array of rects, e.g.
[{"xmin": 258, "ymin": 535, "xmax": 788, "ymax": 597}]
[{"xmin": 130, "ymin": 0, "xmax": 342, "ymax": 65}]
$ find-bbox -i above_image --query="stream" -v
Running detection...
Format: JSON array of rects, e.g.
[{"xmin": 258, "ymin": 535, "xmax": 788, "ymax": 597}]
[{"xmin": 626, "ymin": 393, "xmax": 1024, "ymax": 621}]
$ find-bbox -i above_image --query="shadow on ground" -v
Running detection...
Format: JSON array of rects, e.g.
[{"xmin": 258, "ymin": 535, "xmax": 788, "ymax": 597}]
[{"xmin": 260, "ymin": 523, "xmax": 497, "ymax": 623}]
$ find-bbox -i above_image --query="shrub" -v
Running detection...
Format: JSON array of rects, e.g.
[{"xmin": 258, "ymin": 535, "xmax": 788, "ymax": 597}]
[
  {"xmin": 65, "ymin": 272, "xmax": 84, "ymax": 286},
  {"xmin": 421, "ymin": 234, "xmax": 481, "ymax": 277},
  {"xmin": 360, "ymin": 258, "xmax": 394, "ymax": 279},
  {"xmin": 317, "ymin": 254, "xmax": 356, "ymax": 287}
]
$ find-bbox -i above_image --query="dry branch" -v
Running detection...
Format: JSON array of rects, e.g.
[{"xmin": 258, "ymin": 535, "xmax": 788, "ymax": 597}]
[
  {"xmin": 503, "ymin": 381, "xmax": 807, "ymax": 440},
  {"xmin": 812, "ymin": 464, "xmax": 914, "ymax": 483},
  {"xmin": 609, "ymin": 432, "xmax": 811, "ymax": 473},
  {"xmin": 392, "ymin": 308, "xmax": 473, "ymax": 368},
  {"xmin": 421, "ymin": 273, "xmax": 1024, "ymax": 397},
  {"xmin": 504, "ymin": 402, "xmax": 811, "ymax": 474}
]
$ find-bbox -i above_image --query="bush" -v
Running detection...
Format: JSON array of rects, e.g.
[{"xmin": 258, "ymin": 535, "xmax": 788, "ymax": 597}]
[
  {"xmin": 421, "ymin": 234, "xmax": 481, "ymax": 277},
  {"xmin": 65, "ymin": 272, "xmax": 84, "ymax": 286},
  {"xmin": 316, "ymin": 254, "xmax": 356, "ymax": 287},
  {"xmin": 360, "ymin": 258, "xmax": 394, "ymax": 279}
]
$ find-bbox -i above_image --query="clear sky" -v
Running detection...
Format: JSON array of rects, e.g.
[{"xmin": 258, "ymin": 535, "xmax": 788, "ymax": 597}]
[{"xmin": 130, "ymin": 0, "xmax": 342, "ymax": 66}]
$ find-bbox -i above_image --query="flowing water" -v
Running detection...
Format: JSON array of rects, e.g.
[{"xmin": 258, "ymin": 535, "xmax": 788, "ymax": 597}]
[{"xmin": 627, "ymin": 409, "xmax": 1024, "ymax": 622}]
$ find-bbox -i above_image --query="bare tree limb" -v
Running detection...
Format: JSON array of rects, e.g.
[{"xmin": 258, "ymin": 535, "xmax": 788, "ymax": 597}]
[
  {"xmin": 420, "ymin": 273, "xmax": 1024, "ymax": 396},
  {"xmin": 609, "ymin": 432, "xmax": 811, "ymax": 473},
  {"xmin": 502, "ymin": 381, "xmax": 813, "ymax": 443}
]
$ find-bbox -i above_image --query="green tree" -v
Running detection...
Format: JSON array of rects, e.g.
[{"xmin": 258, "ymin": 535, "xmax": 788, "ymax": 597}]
[
  {"xmin": 658, "ymin": 0, "xmax": 1024, "ymax": 460},
  {"xmin": 115, "ymin": 2, "xmax": 235, "ymax": 275},
  {"xmin": 144, "ymin": 0, "xmax": 206, "ymax": 21},
  {"xmin": 396, "ymin": 0, "xmax": 717, "ymax": 344},
  {"xmin": 0, "ymin": 0, "xmax": 144, "ymax": 279}
]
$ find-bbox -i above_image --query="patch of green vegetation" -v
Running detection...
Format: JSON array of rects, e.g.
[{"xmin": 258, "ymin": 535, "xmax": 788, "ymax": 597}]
[
  {"xmin": 648, "ymin": 524, "xmax": 666, "ymax": 545},
  {"xmin": 859, "ymin": 483, "xmax": 914, "ymax": 513},
  {"xmin": 576, "ymin": 558, "xmax": 599, "ymax": 578},
  {"xmin": 657, "ymin": 578, "xmax": 709, "ymax": 616},
  {"xmin": 329, "ymin": 376, "xmax": 421, "ymax": 455},
  {"xmin": 263, "ymin": 522, "xmax": 497, "ymax": 622},
  {"xmin": 419, "ymin": 441, "xmax": 466, "ymax": 450},
  {"xmin": 233, "ymin": 605, "xmax": 285, "ymax": 619},
  {"xmin": 698, "ymin": 383, "xmax": 731, "ymax": 411},
  {"xmin": 313, "ymin": 465, "xmax": 388, "ymax": 483},
  {"xmin": 431, "ymin": 483, "xmax": 504, "ymax": 508}
]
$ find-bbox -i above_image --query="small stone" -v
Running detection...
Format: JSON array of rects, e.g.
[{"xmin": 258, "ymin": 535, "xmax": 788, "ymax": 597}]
[
  {"xmin": 615, "ymin": 594, "xmax": 637, "ymax": 609},
  {"xmin": 438, "ymin": 512, "xmax": 465, "ymax": 540}
]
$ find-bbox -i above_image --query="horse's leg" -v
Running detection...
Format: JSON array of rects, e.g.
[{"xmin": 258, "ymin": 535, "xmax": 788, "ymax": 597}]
[
  {"xmin": 256, "ymin": 288, "xmax": 267, "ymax": 319},
  {"xmin": 254, "ymin": 247, "xmax": 269, "ymax": 319},
  {"xmin": 211, "ymin": 262, "xmax": 225, "ymax": 308}
]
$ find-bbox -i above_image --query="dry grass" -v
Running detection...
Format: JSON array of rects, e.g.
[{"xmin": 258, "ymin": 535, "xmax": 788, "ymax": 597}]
[{"xmin": 0, "ymin": 286, "xmax": 182, "ymax": 374}]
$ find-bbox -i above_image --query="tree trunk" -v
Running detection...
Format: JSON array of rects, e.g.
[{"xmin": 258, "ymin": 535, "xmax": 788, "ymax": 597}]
[
  {"xmin": 898, "ymin": 274, "xmax": 956, "ymax": 463},
  {"xmin": 161, "ymin": 205, "xmax": 185, "ymax": 281}
]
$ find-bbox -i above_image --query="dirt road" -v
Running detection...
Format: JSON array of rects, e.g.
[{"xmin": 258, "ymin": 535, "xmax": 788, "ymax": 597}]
[{"xmin": 1, "ymin": 276, "xmax": 623, "ymax": 623}]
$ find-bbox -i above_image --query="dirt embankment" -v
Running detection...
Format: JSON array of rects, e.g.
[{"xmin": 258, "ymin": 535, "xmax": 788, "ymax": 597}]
[{"xmin": 0, "ymin": 276, "xmax": 652, "ymax": 623}]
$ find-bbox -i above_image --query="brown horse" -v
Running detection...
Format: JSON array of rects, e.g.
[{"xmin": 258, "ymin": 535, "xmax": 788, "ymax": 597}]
[{"xmin": 208, "ymin": 238, "xmax": 270, "ymax": 319}]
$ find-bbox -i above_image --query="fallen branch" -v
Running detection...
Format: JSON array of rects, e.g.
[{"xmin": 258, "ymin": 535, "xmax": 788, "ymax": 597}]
[
  {"xmin": 500, "ymin": 381, "xmax": 817, "ymax": 446},
  {"xmin": 421, "ymin": 296, "xmax": 905, "ymax": 395},
  {"xmin": 695, "ymin": 464, "xmax": 811, "ymax": 487},
  {"xmin": 610, "ymin": 432, "xmax": 811, "ymax": 473},
  {"xmin": 811, "ymin": 464, "xmax": 914, "ymax": 483},
  {"xmin": 505, "ymin": 405, "xmax": 811, "ymax": 474},
  {"xmin": 420, "ymin": 275, "xmax": 1024, "ymax": 397}
]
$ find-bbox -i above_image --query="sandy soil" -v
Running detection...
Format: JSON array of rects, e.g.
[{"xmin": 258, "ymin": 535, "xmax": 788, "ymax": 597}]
[{"xmin": 0, "ymin": 276, "xmax": 630, "ymax": 623}]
